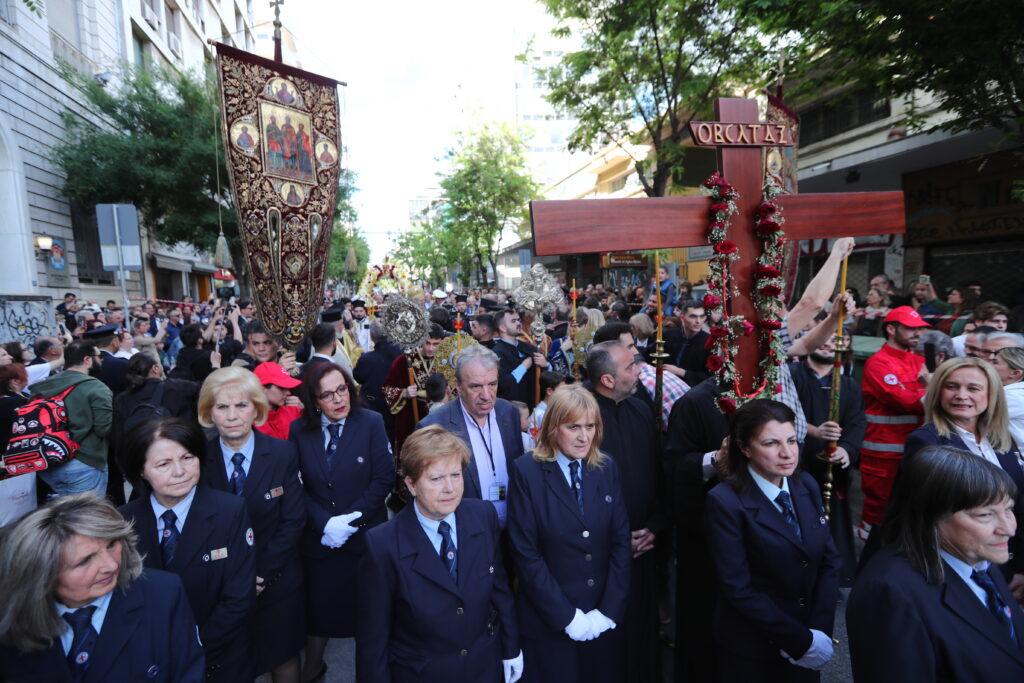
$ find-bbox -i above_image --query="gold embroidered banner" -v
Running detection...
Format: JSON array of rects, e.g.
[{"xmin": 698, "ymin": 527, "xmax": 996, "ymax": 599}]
[{"xmin": 216, "ymin": 42, "xmax": 341, "ymax": 347}]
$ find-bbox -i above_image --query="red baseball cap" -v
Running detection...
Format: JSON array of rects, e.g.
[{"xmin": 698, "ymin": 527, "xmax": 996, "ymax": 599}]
[
  {"xmin": 253, "ymin": 361, "xmax": 302, "ymax": 388},
  {"xmin": 883, "ymin": 306, "xmax": 931, "ymax": 328}
]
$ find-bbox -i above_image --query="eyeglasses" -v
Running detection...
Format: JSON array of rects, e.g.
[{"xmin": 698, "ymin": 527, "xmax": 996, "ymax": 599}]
[{"xmin": 317, "ymin": 387, "xmax": 347, "ymax": 402}]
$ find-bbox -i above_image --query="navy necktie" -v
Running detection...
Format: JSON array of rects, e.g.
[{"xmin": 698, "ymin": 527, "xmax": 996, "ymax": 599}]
[
  {"xmin": 160, "ymin": 509, "xmax": 179, "ymax": 567},
  {"xmin": 326, "ymin": 423, "xmax": 341, "ymax": 472},
  {"xmin": 569, "ymin": 460, "xmax": 584, "ymax": 516},
  {"xmin": 63, "ymin": 605, "xmax": 98, "ymax": 682},
  {"xmin": 972, "ymin": 568, "xmax": 1018, "ymax": 643},
  {"xmin": 438, "ymin": 520, "xmax": 457, "ymax": 582},
  {"xmin": 775, "ymin": 490, "xmax": 802, "ymax": 541},
  {"xmin": 230, "ymin": 452, "xmax": 246, "ymax": 496}
]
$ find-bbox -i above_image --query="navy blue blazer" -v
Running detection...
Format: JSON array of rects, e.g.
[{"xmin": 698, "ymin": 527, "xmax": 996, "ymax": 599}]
[
  {"xmin": 120, "ymin": 486, "xmax": 256, "ymax": 682},
  {"xmin": 416, "ymin": 398, "xmax": 525, "ymax": 501},
  {"xmin": 288, "ymin": 408, "xmax": 394, "ymax": 558},
  {"xmin": 97, "ymin": 349, "xmax": 129, "ymax": 395},
  {"xmin": 905, "ymin": 423, "xmax": 1024, "ymax": 574},
  {"xmin": 0, "ymin": 569, "xmax": 204, "ymax": 683},
  {"xmin": 705, "ymin": 472, "xmax": 841, "ymax": 662},
  {"xmin": 202, "ymin": 430, "xmax": 305, "ymax": 601},
  {"xmin": 506, "ymin": 454, "xmax": 632, "ymax": 636},
  {"xmin": 848, "ymin": 545, "xmax": 1024, "ymax": 682},
  {"xmin": 356, "ymin": 498, "xmax": 519, "ymax": 682}
]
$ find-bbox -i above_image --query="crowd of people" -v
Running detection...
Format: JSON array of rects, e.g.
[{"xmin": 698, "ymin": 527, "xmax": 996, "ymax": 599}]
[{"xmin": 2, "ymin": 240, "xmax": 1024, "ymax": 682}]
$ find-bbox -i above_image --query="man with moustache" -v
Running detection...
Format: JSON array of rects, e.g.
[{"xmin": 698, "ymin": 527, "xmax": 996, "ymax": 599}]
[
  {"xmin": 30, "ymin": 341, "xmax": 113, "ymax": 496},
  {"xmin": 788, "ymin": 333, "xmax": 866, "ymax": 584},
  {"xmin": 416, "ymin": 344, "xmax": 524, "ymax": 530}
]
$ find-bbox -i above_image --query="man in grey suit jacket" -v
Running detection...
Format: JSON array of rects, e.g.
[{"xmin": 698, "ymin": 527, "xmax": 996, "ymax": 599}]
[{"xmin": 417, "ymin": 345, "xmax": 525, "ymax": 528}]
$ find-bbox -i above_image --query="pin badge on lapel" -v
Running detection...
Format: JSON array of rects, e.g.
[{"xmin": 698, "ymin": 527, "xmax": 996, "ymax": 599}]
[
  {"xmin": 147, "ymin": 665, "xmax": 160, "ymax": 678},
  {"xmin": 819, "ymin": 516, "xmax": 827, "ymax": 526},
  {"xmin": 605, "ymin": 495, "xmax": 613, "ymax": 503},
  {"xmin": 357, "ymin": 456, "xmax": 364, "ymax": 463},
  {"xmin": 211, "ymin": 547, "xmax": 229, "ymax": 561},
  {"xmin": 202, "ymin": 554, "xmax": 210, "ymax": 563},
  {"xmin": 488, "ymin": 565, "xmax": 494, "ymax": 574},
  {"xmin": 269, "ymin": 486, "xmax": 284, "ymax": 498}
]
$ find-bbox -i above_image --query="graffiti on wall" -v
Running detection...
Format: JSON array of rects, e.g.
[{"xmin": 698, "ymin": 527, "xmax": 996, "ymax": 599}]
[{"xmin": 0, "ymin": 298, "xmax": 53, "ymax": 346}]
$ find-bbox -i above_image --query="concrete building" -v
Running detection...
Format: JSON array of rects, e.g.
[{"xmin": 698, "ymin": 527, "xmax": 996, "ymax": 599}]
[{"xmin": 0, "ymin": 0, "xmax": 259, "ymax": 327}]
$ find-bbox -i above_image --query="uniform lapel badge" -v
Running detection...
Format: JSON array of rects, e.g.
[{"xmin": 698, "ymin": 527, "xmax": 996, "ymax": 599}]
[
  {"xmin": 210, "ymin": 547, "xmax": 229, "ymax": 561},
  {"xmin": 147, "ymin": 665, "xmax": 160, "ymax": 678},
  {"xmin": 245, "ymin": 528, "xmax": 255, "ymax": 546},
  {"xmin": 357, "ymin": 456, "xmax": 365, "ymax": 463},
  {"xmin": 488, "ymin": 565, "xmax": 494, "ymax": 573},
  {"xmin": 76, "ymin": 652, "xmax": 89, "ymax": 664},
  {"xmin": 819, "ymin": 516, "xmax": 827, "ymax": 525},
  {"xmin": 269, "ymin": 486, "xmax": 284, "ymax": 498},
  {"xmin": 605, "ymin": 495, "xmax": 613, "ymax": 503}
]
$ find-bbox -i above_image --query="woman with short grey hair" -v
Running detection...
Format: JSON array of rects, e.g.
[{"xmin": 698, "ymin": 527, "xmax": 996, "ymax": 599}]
[
  {"xmin": 995, "ymin": 346, "xmax": 1024, "ymax": 451},
  {"xmin": 0, "ymin": 493, "xmax": 204, "ymax": 681}
]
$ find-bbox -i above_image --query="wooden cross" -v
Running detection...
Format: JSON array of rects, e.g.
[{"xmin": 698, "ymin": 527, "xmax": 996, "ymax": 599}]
[{"xmin": 530, "ymin": 97, "xmax": 906, "ymax": 393}]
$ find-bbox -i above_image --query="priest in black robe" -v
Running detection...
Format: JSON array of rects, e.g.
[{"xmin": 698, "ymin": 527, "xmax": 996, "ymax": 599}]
[
  {"xmin": 788, "ymin": 336, "xmax": 866, "ymax": 586},
  {"xmin": 587, "ymin": 340, "xmax": 668, "ymax": 683},
  {"xmin": 491, "ymin": 308, "xmax": 547, "ymax": 409},
  {"xmin": 665, "ymin": 376, "xmax": 729, "ymax": 683}
]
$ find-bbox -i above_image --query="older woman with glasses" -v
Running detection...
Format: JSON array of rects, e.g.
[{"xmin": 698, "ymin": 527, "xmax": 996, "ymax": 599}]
[
  {"xmin": 0, "ymin": 493, "xmax": 204, "ymax": 682},
  {"xmin": 199, "ymin": 367, "xmax": 306, "ymax": 683},
  {"xmin": 849, "ymin": 446, "xmax": 1024, "ymax": 681},
  {"xmin": 289, "ymin": 361, "xmax": 393, "ymax": 682}
]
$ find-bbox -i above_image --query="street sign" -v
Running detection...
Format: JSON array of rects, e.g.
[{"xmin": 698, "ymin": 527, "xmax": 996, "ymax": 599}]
[{"xmin": 96, "ymin": 204, "xmax": 142, "ymax": 271}]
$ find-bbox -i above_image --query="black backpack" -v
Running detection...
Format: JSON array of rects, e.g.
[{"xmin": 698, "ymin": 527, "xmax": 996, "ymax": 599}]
[{"xmin": 122, "ymin": 382, "xmax": 171, "ymax": 433}]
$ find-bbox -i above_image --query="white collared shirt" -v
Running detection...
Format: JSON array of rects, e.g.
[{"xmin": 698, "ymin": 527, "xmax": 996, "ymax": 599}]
[
  {"xmin": 220, "ymin": 432, "xmax": 255, "ymax": 479},
  {"xmin": 413, "ymin": 503, "xmax": 457, "ymax": 556},
  {"xmin": 748, "ymin": 464, "xmax": 793, "ymax": 517},
  {"xmin": 952, "ymin": 424, "xmax": 1001, "ymax": 467},
  {"xmin": 460, "ymin": 400, "xmax": 509, "ymax": 527},
  {"xmin": 150, "ymin": 486, "xmax": 197, "ymax": 543},
  {"xmin": 56, "ymin": 590, "xmax": 113, "ymax": 655}
]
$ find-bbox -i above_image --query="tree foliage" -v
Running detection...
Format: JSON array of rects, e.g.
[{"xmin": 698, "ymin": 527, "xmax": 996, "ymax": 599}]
[
  {"xmin": 393, "ymin": 208, "xmax": 477, "ymax": 289},
  {"xmin": 326, "ymin": 166, "xmax": 370, "ymax": 284},
  {"xmin": 536, "ymin": 0, "xmax": 776, "ymax": 197},
  {"xmin": 742, "ymin": 0, "xmax": 1024, "ymax": 141},
  {"xmin": 427, "ymin": 122, "xmax": 538, "ymax": 285}
]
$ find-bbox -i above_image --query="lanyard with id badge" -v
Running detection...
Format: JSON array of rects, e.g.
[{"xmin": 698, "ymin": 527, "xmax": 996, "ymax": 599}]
[{"xmin": 474, "ymin": 418, "xmax": 506, "ymax": 502}]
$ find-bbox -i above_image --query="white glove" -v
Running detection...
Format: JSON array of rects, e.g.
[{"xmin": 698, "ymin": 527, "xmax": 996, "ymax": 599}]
[
  {"xmin": 322, "ymin": 511, "xmax": 363, "ymax": 547},
  {"xmin": 781, "ymin": 629, "xmax": 834, "ymax": 670},
  {"xmin": 564, "ymin": 608, "xmax": 597, "ymax": 642},
  {"xmin": 502, "ymin": 650, "xmax": 524, "ymax": 683},
  {"xmin": 585, "ymin": 609, "xmax": 616, "ymax": 637}
]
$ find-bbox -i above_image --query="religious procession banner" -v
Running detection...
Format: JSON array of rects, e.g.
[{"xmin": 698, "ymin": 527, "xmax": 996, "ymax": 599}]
[{"xmin": 216, "ymin": 42, "xmax": 341, "ymax": 347}]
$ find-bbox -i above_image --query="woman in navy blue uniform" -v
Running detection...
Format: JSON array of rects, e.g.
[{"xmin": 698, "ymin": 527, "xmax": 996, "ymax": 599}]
[
  {"xmin": 704, "ymin": 399, "xmax": 840, "ymax": 682},
  {"xmin": 199, "ymin": 367, "xmax": 305, "ymax": 683},
  {"xmin": 507, "ymin": 384, "xmax": 631, "ymax": 683},
  {"xmin": 0, "ymin": 493, "xmax": 204, "ymax": 682},
  {"xmin": 356, "ymin": 425, "xmax": 522, "ymax": 683},
  {"xmin": 904, "ymin": 357, "xmax": 1024, "ymax": 585},
  {"xmin": 289, "ymin": 361, "xmax": 393, "ymax": 681},
  {"xmin": 118, "ymin": 417, "xmax": 256, "ymax": 683},
  {"xmin": 848, "ymin": 445, "xmax": 1024, "ymax": 681}
]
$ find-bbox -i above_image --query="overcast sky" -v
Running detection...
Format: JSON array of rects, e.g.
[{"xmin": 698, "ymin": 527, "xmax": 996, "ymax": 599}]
[{"xmin": 282, "ymin": 0, "xmax": 550, "ymax": 262}]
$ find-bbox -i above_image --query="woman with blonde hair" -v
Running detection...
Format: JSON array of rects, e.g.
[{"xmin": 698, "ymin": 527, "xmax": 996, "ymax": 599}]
[
  {"xmin": 905, "ymin": 356, "xmax": 1024, "ymax": 591},
  {"xmin": 992, "ymin": 347, "xmax": 1024, "ymax": 451},
  {"xmin": 507, "ymin": 384, "xmax": 630, "ymax": 682},
  {"xmin": 198, "ymin": 367, "xmax": 306, "ymax": 683},
  {"xmin": 629, "ymin": 313, "xmax": 656, "ymax": 364},
  {"xmin": 0, "ymin": 493, "xmax": 204, "ymax": 681}
]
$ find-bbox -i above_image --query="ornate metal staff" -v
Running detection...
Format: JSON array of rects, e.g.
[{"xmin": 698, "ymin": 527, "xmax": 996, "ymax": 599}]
[
  {"xmin": 512, "ymin": 264, "xmax": 564, "ymax": 405},
  {"xmin": 570, "ymin": 279, "xmax": 580, "ymax": 382},
  {"xmin": 651, "ymin": 252, "xmax": 670, "ymax": 431},
  {"xmin": 380, "ymin": 295, "xmax": 429, "ymax": 423},
  {"xmin": 818, "ymin": 257, "xmax": 849, "ymax": 520}
]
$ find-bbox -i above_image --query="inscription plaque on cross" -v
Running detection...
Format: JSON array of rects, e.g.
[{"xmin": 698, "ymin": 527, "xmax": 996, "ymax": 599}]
[{"xmin": 530, "ymin": 97, "xmax": 906, "ymax": 393}]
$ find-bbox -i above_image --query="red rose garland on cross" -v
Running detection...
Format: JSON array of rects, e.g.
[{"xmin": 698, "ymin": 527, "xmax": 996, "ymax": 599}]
[{"xmin": 700, "ymin": 173, "xmax": 788, "ymax": 414}]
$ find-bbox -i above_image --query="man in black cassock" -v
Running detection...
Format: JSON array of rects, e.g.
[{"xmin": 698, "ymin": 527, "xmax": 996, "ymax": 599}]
[
  {"xmin": 491, "ymin": 308, "xmax": 547, "ymax": 409},
  {"xmin": 788, "ymin": 334, "xmax": 865, "ymax": 586},
  {"xmin": 588, "ymin": 339, "xmax": 668, "ymax": 683}
]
